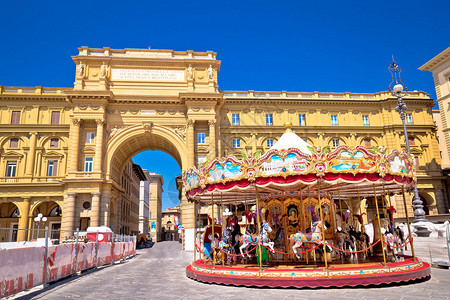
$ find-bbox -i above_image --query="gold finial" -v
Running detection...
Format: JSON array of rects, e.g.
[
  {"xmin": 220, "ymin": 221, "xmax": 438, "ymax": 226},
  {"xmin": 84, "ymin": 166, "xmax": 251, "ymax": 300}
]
[{"xmin": 284, "ymin": 122, "xmax": 293, "ymax": 133}]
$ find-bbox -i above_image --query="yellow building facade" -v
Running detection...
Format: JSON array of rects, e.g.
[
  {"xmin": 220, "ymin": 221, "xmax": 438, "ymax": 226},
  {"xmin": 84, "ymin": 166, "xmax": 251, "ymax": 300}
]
[{"xmin": 0, "ymin": 47, "xmax": 446, "ymax": 250}]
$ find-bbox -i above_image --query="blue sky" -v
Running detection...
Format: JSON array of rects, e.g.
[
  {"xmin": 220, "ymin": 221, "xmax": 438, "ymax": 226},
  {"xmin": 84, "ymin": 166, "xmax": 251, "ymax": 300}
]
[{"xmin": 0, "ymin": 0, "xmax": 448, "ymax": 210}]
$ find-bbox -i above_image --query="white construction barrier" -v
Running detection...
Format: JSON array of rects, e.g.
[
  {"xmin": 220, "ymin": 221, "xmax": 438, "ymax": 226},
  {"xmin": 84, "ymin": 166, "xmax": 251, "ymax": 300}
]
[{"xmin": 0, "ymin": 246, "xmax": 45, "ymax": 298}]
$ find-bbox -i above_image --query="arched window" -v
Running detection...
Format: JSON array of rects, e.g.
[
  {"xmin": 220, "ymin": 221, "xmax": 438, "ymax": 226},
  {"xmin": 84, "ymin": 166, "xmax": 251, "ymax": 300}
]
[
  {"xmin": 11, "ymin": 208, "xmax": 20, "ymax": 218},
  {"xmin": 49, "ymin": 205, "xmax": 61, "ymax": 216}
]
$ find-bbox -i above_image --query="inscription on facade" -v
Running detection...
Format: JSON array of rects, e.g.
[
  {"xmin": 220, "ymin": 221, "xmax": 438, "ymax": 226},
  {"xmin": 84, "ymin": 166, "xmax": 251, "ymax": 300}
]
[
  {"xmin": 141, "ymin": 110, "xmax": 156, "ymax": 115},
  {"xmin": 111, "ymin": 69, "xmax": 184, "ymax": 81}
]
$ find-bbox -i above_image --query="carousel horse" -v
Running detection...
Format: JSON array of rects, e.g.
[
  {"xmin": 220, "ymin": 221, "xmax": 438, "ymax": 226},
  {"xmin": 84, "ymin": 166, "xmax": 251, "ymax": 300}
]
[
  {"xmin": 240, "ymin": 222, "xmax": 275, "ymax": 258},
  {"xmin": 290, "ymin": 220, "xmax": 327, "ymax": 260},
  {"xmin": 385, "ymin": 230, "xmax": 398, "ymax": 261},
  {"xmin": 290, "ymin": 230, "xmax": 308, "ymax": 260}
]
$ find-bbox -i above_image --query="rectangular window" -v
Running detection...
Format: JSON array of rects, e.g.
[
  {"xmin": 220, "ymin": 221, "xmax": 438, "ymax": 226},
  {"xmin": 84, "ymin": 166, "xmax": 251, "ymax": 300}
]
[
  {"xmin": 86, "ymin": 132, "xmax": 95, "ymax": 144},
  {"xmin": 197, "ymin": 133, "xmax": 205, "ymax": 144},
  {"xmin": 362, "ymin": 115, "xmax": 369, "ymax": 126},
  {"xmin": 232, "ymin": 114, "xmax": 240, "ymax": 126},
  {"xmin": 51, "ymin": 111, "xmax": 60, "ymax": 125},
  {"xmin": 50, "ymin": 138, "xmax": 59, "ymax": 148},
  {"xmin": 10, "ymin": 138, "xmax": 19, "ymax": 148},
  {"xmin": 364, "ymin": 138, "xmax": 372, "ymax": 148},
  {"xmin": 331, "ymin": 115, "xmax": 338, "ymax": 126},
  {"xmin": 11, "ymin": 111, "xmax": 21, "ymax": 124},
  {"xmin": 406, "ymin": 113, "xmax": 413, "ymax": 125},
  {"xmin": 47, "ymin": 160, "xmax": 58, "ymax": 176},
  {"xmin": 408, "ymin": 137, "xmax": 415, "ymax": 146},
  {"xmin": 6, "ymin": 161, "xmax": 17, "ymax": 177},
  {"xmin": 266, "ymin": 114, "xmax": 273, "ymax": 126},
  {"xmin": 84, "ymin": 157, "xmax": 93, "ymax": 172},
  {"xmin": 267, "ymin": 139, "xmax": 274, "ymax": 147},
  {"xmin": 233, "ymin": 139, "xmax": 240, "ymax": 148},
  {"xmin": 299, "ymin": 114, "xmax": 306, "ymax": 126},
  {"xmin": 332, "ymin": 138, "xmax": 339, "ymax": 148}
]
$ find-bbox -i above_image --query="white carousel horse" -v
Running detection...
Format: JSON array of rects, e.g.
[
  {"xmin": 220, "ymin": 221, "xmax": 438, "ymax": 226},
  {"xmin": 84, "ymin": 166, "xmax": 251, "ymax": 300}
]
[
  {"xmin": 290, "ymin": 220, "xmax": 326, "ymax": 260},
  {"xmin": 240, "ymin": 222, "xmax": 275, "ymax": 258}
]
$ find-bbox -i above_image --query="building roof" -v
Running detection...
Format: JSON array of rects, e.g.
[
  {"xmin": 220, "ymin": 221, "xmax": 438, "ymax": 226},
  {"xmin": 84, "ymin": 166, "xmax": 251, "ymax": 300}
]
[{"xmin": 419, "ymin": 47, "xmax": 450, "ymax": 72}]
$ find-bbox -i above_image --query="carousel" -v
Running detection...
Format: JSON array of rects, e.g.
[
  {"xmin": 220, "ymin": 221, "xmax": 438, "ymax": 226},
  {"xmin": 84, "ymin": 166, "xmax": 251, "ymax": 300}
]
[{"xmin": 184, "ymin": 123, "xmax": 430, "ymax": 288}]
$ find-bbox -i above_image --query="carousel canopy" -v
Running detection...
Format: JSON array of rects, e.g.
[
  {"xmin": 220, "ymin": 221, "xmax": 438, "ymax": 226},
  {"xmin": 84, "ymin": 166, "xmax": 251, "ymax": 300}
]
[{"xmin": 183, "ymin": 124, "xmax": 416, "ymax": 204}]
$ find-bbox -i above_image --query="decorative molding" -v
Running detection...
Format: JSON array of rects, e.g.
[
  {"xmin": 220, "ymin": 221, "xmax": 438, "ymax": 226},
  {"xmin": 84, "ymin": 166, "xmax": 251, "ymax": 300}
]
[{"xmin": 143, "ymin": 122, "xmax": 153, "ymax": 133}]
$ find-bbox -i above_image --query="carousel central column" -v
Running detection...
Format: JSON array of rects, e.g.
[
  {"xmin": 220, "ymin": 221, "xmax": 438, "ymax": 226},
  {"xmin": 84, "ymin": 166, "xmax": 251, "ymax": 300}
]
[
  {"xmin": 255, "ymin": 186, "xmax": 263, "ymax": 273},
  {"xmin": 373, "ymin": 184, "xmax": 387, "ymax": 266}
]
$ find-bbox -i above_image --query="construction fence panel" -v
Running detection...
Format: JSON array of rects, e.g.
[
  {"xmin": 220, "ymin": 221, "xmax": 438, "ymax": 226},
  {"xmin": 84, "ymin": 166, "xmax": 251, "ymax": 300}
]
[{"xmin": 0, "ymin": 246, "xmax": 45, "ymax": 298}]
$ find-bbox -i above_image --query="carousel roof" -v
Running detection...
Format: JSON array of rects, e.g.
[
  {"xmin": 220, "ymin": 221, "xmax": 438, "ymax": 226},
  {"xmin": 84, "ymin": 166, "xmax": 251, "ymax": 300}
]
[
  {"xmin": 183, "ymin": 124, "xmax": 417, "ymax": 204},
  {"xmin": 268, "ymin": 122, "xmax": 312, "ymax": 155}
]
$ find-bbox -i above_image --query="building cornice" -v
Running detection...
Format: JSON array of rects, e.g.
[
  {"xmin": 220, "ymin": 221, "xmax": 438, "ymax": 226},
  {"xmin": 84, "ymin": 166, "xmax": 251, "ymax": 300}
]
[{"xmin": 419, "ymin": 47, "xmax": 450, "ymax": 72}]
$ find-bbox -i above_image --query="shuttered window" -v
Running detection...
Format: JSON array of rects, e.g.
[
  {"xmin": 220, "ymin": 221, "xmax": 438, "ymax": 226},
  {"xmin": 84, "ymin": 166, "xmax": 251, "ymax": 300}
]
[
  {"xmin": 50, "ymin": 138, "xmax": 59, "ymax": 148},
  {"xmin": 10, "ymin": 138, "xmax": 19, "ymax": 148},
  {"xmin": 11, "ymin": 111, "xmax": 21, "ymax": 124},
  {"xmin": 51, "ymin": 111, "xmax": 60, "ymax": 124}
]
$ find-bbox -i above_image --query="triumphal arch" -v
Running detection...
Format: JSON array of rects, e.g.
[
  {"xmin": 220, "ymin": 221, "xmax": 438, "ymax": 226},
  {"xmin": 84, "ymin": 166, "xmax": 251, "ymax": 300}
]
[{"xmin": 0, "ymin": 47, "xmax": 446, "ymax": 250}]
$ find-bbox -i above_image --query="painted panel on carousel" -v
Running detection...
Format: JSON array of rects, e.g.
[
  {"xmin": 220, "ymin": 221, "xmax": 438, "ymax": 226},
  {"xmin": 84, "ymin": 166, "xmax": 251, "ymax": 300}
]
[
  {"xmin": 388, "ymin": 155, "xmax": 408, "ymax": 174},
  {"xmin": 260, "ymin": 153, "xmax": 309, "ymax": 176},
  {"xmin": 330, "ymin": 151, "xmax": 376, "ymax": 172},
  {"xmin": 185, "ymin": 170, "xmax": 200, "ymax": 190},
  {"xmin": 208, "ymin": 161, "xmax": 243, "ymax": 182}
]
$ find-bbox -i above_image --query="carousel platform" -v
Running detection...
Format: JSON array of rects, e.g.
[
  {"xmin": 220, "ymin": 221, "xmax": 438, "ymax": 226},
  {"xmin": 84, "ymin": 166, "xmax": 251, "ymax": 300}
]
[{"xmin": 186, "ymin": 256, "xmax": 430, "ymax": 288}]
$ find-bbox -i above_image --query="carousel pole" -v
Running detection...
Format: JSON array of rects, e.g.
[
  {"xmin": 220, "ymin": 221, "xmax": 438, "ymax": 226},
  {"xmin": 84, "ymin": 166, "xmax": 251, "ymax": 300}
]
[
  {"xmin": 402, "ymin": 186, "xmax": 415, "ymax": 259},
  {"xmin": 357, "ymin": 190, "xmax": 361, "ymax": 230},
  {"xmin": 299, "ymin": 190, "xmax": 304, "ymax": 232},
  {"xmin": 308, "ymin": 187, "xmax": 316, "ymax": 266},
  {"xmin": 318, "ymin": 181, "xmax": 328, "ymax": 270},
  {"xmin": 282, "ymin": 195, "xmax": 288, "ymax": 263},
  {"xmin": 382, "ymin": 183, "xmax": 389, "ymax": 222},
  {"xmin": 211, "ymin": 193, "xmax": 215, "ymax": 268},
  {"xmin": 338, "ymin": 189, "xmax": 347, "ymax": 253},
  {"xmin": 194, "ymin": 200, "xmax": 197, "ymax": 262},
  {"xmin": 221, "ymin": 193, "xmax": 224, "ymax": 227},
  {"xmin": 373, "ymin": 184, "xmax": 387, "ymax": 266},
  {"xmin": 255, "ymin": 186, "xmax": 263, "ymax": 275}
]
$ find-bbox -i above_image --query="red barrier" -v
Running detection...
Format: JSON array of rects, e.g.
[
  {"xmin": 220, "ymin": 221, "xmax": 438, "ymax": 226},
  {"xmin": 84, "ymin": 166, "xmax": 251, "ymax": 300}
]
[{"xmin": 0, "ymin": 239, "xmax": 136, "ymax": 298}]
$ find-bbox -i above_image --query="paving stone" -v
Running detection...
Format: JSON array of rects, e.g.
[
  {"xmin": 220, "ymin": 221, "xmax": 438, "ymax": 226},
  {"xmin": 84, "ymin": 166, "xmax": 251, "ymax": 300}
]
[{"xmin": 10, "ymin": 241, "xmax": 450, "ymax": 300}]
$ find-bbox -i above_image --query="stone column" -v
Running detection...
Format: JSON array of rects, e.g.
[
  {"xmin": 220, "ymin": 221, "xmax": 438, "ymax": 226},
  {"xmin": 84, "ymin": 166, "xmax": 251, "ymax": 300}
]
[
  {"xmin": 69, "ymin": 118, "xmax": 82, "ymax": 172},
  {"xmin": 181, "ymin": 186, "xmax": 195, "ymax": 251},
  {"xmin": 25, "ymin": 132, "xmax": 37, "ymax": 176},
  {"xmin": 61, "ymin": 193, "xmax": 76, "ymax": 239},
  {"xmin": 208, "ymin": 119, "xmax": 216, "ymax": 159},
  {"xmin": 17, "ymin": 197, "xmax": 31, "ymax": 241},
  {"xmin": 94, "ymin": 118, "xmax": 104, "ymax": 173},
  {"xmin": 91, "ymin": 192, "xmax": 101, "ymax": 227},
  {"xmin": 101, "ymin": 193, "xmax": 111, "ymax": 227},
  {"xmin": 187, "ymin": 119, "xmax": 195, "ymax": 167}
]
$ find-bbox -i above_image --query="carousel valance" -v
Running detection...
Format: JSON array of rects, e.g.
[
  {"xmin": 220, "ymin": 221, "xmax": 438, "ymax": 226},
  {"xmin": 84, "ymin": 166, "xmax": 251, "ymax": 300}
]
[{"xmin": 183, "ymin": 145, "xmax": 416, "ymax": 199}]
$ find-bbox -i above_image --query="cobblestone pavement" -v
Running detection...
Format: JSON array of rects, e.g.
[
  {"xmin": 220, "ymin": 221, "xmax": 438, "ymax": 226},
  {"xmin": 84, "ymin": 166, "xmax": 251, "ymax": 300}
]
[{"xmin": 14, "ymin": 241, "xmax": 450, "ymax": 300}]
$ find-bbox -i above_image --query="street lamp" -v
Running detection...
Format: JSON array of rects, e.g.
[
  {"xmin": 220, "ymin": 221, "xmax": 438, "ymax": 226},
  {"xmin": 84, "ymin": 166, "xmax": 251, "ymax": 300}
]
[
  {"xmin": 388, "ymin": 58, "xmax": 430, "ymax": 236},
  {"xmin": 34, "ymin": 213, "xmax": 47, "ymax": 239}
]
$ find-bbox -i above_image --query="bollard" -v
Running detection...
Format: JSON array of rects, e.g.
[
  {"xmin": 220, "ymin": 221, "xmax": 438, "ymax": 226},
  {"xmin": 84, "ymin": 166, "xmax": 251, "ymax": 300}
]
[
  {"xmin": 74, "ymin": 228, "xmax": 79, "ymax": 274},
  {"xmin": 44, "ymin": 226, "xmax": 49, "ymax": 286}
]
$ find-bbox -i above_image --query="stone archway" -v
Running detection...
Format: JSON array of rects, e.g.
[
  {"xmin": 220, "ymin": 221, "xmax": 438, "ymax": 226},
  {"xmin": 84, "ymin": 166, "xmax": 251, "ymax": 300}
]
[{"xmin": 106, "ymin": 124, "xmax": 188, "ymax": 183}]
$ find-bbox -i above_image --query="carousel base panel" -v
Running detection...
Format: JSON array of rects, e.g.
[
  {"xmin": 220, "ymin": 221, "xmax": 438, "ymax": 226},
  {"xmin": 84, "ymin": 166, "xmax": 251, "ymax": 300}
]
[{"xmin": 186, "ymin": 256, "xmax": 430, "ymax": 288}]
